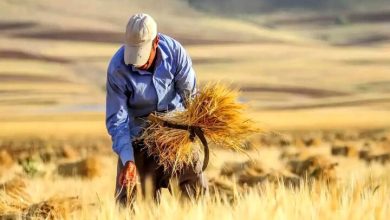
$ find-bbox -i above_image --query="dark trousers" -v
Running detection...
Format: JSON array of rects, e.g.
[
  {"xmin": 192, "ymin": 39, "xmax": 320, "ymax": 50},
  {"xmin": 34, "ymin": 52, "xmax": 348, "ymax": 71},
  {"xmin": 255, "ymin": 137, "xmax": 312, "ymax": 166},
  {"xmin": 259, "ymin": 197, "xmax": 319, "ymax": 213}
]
[{"xmin": 115, "ymin": 141, "xmax": 208, "ymax": 205}]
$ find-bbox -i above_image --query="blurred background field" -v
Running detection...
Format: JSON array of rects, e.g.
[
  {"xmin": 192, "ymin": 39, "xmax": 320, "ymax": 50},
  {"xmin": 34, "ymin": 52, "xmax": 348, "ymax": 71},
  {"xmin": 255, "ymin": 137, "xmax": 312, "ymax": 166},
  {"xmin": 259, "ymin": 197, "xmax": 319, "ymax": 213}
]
[{"xmin": 0, "ymin": 0, "xmax": 389, "ymax": 219}]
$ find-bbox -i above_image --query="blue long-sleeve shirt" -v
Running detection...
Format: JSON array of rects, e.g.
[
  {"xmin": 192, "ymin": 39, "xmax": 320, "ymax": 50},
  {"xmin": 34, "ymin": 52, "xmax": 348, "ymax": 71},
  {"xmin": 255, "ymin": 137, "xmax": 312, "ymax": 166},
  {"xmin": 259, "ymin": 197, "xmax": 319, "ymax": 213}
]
[{"xmin": 105, "ymin": 33, "xmax": 196, "ymax": 165}]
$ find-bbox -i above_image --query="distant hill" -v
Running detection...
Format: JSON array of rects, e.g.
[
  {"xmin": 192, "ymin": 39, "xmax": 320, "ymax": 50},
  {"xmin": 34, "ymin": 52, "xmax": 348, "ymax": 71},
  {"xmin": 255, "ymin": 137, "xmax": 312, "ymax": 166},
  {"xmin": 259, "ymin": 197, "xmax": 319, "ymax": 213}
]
[
  {"xmin": 0, "ymin": 0, "xmax": 308, "ymax": 45},
  {"xmin": 187, "ymin": 0, "xmax": 390, "ymax": 14},
  {"xmin": 186, "ymin": 0, "xmax": 390, "ymax": 46}
]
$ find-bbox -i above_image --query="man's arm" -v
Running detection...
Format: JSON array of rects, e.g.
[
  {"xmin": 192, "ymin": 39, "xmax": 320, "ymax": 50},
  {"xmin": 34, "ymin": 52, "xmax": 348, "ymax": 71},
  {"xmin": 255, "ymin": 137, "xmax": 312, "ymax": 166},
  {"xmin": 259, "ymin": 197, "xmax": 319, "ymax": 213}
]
[
  {"xmin": 174, "ymin": 43, "xmax": 197, "ymax": 105},
  {"xmin": 105, "ymin": 71, "xmax": 134, "ymax": 165}
]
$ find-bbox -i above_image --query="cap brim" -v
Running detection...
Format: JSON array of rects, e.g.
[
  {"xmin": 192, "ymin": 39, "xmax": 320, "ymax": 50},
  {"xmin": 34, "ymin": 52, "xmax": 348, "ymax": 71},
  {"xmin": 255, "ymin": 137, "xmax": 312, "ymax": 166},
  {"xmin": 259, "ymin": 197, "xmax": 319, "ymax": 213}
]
[{"xmin": 124, "ymin": 40, "xmax": 153, "ymax": 66}]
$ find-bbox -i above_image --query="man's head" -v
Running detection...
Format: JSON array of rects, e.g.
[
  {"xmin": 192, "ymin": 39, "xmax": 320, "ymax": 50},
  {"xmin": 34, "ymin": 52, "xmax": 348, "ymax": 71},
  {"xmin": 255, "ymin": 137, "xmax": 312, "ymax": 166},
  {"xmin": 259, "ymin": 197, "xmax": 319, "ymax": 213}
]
[{"xmin": 124, "ymin": 13, "xmax": 157, "ymax": 67}]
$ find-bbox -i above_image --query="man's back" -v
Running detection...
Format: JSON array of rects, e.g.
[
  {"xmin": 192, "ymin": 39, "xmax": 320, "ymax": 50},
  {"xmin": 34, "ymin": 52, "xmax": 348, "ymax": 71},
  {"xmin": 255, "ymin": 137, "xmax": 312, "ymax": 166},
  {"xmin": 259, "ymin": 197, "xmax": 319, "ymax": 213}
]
[
  {"xmin": 106, "ymin": 14, "xmax": 207, "ymax": 205},
  {"xmin": 106, "ymin": 32, "xmax": 196, "ymax": 164}
]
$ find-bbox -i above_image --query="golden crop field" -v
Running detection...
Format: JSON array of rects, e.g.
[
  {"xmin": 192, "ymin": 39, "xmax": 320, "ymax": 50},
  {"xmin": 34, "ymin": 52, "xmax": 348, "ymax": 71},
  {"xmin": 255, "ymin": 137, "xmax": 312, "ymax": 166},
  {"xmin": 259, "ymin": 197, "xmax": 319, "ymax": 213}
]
[{"xmin": 0, "ymin": 0, "xmax": 389, "ymax": 219}]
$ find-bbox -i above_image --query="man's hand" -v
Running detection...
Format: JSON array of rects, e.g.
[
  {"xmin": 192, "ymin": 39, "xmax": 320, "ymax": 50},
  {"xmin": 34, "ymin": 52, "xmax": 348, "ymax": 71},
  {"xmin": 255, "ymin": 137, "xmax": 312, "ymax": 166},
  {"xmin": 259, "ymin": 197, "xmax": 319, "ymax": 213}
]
[{"xmin": 118, "ymin": 161, "xmax": 137, "ymax": 186}]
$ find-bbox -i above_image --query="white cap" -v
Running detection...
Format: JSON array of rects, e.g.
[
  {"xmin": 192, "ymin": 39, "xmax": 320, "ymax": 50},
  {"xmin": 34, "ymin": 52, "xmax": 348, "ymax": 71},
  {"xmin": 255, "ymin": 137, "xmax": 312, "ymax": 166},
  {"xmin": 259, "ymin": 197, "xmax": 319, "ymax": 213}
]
[{"xmin": 124, "ymin": 13, "xmax": 157, "ymax": 66}]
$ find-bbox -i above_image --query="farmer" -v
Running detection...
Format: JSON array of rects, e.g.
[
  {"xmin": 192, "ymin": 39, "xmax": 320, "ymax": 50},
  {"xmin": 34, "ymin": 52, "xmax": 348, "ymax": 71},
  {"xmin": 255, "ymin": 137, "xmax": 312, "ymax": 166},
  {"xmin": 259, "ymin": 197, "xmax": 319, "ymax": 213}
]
[{"xmin": 105, "ymin": 13, "xmax": 208, "ymax": 205}]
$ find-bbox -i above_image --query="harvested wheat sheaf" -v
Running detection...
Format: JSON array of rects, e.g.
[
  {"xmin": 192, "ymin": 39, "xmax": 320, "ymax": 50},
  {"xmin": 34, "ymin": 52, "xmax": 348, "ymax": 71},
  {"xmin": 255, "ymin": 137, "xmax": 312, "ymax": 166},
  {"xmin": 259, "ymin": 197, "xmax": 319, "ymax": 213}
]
[
  {"xmin": 288, "ymin": 155, "xmax": 338, "ymax": 183},
  {"xmin": 57, "ymin": 156, "xmax": 101, "ymax": 178},
  {"xmin": 219, "ymin": 160, "xmax": 301, "ymax": 188},
  {"xmin": 0, "ymin": 150, "xmax": 15, "ymax": 177},
  {"xmin": 25, "ymin": 196, "xmax": 80, "ymax": 220},
  {"xmin": 0, "ymin": 150, "xmax": 14, "ymax": 168},
  {"xmin": 140, "ymin": 83, "xmax": 260, "ymax": 171},
  {"xmin": 0, "ymin": 178, "xmax": 31, "ymax": 215},
  {"xmin": 0, "ymin": 178, "xmax": 81, "ymax": 219}
]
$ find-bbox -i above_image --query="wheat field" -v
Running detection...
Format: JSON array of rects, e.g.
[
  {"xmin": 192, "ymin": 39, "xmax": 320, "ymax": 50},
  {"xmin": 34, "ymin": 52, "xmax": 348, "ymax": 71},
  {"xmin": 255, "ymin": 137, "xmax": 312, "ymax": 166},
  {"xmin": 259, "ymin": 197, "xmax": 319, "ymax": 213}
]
[
  {"xmin": 1, "ymin": 0, "xmax": 390, "ymax": 219},
  {"xmin": 1, "ymin": 128, "xmax": 390, "ymax": 219}
]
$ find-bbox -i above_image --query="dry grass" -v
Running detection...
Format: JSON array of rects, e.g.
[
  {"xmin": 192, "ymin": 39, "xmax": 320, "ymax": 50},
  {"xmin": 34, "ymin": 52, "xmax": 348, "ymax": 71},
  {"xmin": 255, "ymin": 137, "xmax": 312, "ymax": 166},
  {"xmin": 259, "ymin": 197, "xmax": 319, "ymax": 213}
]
[
  {"xmin": 0, "ymin": 178, "xmax": 81, "ymax": 219},
  {"xmin": 140, "ymin": 83, "xmax": 260, "ymax": 171},
  {"xmin": 24, "ymin": 196, "xmax": 80, "ymax": 220},
  {"xmin": 64, "ymin": 167, "xmax": 390, "ymax": 219},
  {"xmin": 0, "ymin": 129, "xmax": 390, "ymax": 219},
  {"xmin": 146, "ymin": 174, "xmax": 388, "ymax": 220},
  {"xmin": 0, "ymin": 178, "xmax": 31, "ymax": 214}
]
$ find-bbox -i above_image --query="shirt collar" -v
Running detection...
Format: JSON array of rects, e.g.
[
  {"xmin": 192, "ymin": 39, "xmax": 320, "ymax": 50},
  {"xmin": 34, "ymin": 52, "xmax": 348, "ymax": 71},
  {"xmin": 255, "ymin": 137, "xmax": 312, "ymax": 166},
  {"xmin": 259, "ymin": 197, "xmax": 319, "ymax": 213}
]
[{"xmin": 157, "ymin": 43, "xmax": 168, "ymax": 61}]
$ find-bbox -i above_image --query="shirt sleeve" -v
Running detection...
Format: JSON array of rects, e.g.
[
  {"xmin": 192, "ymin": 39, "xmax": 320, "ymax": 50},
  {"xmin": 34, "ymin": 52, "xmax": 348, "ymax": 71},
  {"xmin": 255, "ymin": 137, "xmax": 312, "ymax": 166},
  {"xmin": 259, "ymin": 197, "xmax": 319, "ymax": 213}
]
[
  {"xmin": 174, "ymin": 43, "xmax": 197, "ymax": 104},
  {"xmin": 105, "ymin": 71, "xmax": 134, "ymax": 165}
]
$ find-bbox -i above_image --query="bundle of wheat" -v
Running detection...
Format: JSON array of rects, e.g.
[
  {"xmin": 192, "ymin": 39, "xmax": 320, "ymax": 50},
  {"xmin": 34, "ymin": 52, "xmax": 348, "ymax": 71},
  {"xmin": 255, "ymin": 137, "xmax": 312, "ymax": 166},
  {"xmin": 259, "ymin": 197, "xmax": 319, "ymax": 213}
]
[
  {"xmin": 140, "ymin": 83, "xmax": 260, "ymax": 171},
  {"xmin": 0, "ymin": 178, "xmax": 81, "ymax": 219},
  {"xmin": 364, "ymin": 153, "xmax": 390, "ymax": 165},
  {"xmin": 220, "ymin": 160, "xmax": 266, "ymax": 177},
  {"xmin": 218, "ymin": 160, "xmax": 300, "ymax": 188},
  {"xmin": 288, "ymin": 155, "xmax": 338, "ymax": 183},
  {"xmin": 1, "ymin": 196, "xmax": 80, "ymax": 219},
  {"xmin": 57, "ymin": 156, "xmax": 101, "ymax": 178},
  {"xmin": 0, "ymin": 178, "xmax": 31, "ymax": 216},
  {"xmin": 238, "ymin": 170, "xmax": 301, "ymax": 188},
  {"xmin": 208, "ymin": 177, "xmax": 240, "ymax": 203},
  {"xmin": 0, "ymin": 150, "xmax": 14, "ymax": 167},
  {"xmin": 61, "ymin": 144, "xmax": 79, "ymax": 159},
  {"xmin": 0, "ymin": 150, "xmax": 15, "ymax": 177},
  {"xmin": 331, "ymin": 145, "xmax": 358, "ymax": 157},
  {"xmin": 25, "ymin": 196, "xmax": 80, "ymax": 220}
]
